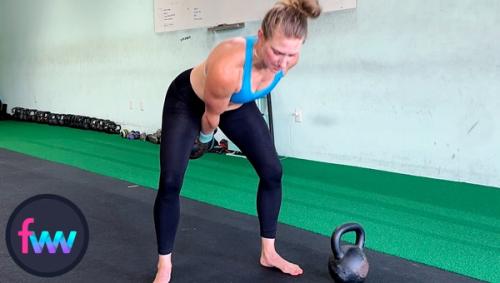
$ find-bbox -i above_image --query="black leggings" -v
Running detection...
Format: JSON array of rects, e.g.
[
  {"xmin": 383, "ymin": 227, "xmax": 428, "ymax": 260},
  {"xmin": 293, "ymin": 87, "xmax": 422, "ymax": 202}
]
[{"xmin": 154, "ymin": 69, "xmax": 283, "ymax": 255}]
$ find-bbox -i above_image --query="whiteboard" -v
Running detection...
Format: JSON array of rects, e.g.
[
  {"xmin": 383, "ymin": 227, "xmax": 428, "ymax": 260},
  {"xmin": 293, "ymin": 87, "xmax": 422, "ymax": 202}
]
[{"xmin": 154, "ymin": 0, "xmax": 356, "ymax": 33}]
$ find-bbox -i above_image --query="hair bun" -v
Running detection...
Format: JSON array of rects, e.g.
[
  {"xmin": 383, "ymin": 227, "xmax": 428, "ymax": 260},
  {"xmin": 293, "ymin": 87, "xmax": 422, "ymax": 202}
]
[{"xmin": 283, "ymin": 0, "xmax": 321, "ymax": 18}]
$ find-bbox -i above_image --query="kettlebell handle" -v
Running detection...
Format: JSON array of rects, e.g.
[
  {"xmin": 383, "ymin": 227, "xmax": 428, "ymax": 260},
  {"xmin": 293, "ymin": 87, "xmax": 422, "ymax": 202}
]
[{"xmin": 331, "ymin": 222, "xmax": 365, "ymax": 260}]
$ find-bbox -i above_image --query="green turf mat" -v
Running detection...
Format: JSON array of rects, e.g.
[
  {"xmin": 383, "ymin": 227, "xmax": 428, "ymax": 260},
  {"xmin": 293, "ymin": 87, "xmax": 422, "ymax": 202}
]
[{"xmin": 1, "ymin": 120, "xmax": 499, "ymax": 282}]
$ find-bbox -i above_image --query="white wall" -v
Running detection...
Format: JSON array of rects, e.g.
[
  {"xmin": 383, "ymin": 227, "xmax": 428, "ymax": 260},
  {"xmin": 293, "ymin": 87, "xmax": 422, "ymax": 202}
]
[
  {"xmin": 0, "ymin": 0, "xmax": 499, "ymax": 187},
  {"xmin": 273, "ymin": 1, "xmax": 500, "ymax": 187}
]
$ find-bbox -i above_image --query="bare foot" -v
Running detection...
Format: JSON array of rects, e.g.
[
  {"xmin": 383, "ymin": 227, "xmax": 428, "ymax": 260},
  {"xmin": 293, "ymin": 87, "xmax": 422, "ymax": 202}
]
[
  {"xmin": 153, "ymin": 254, "xmax": 172, "ymax": 283},
  {"xmin": 259, "ymin": 238, "xmax": 303, "ymax": 276}
]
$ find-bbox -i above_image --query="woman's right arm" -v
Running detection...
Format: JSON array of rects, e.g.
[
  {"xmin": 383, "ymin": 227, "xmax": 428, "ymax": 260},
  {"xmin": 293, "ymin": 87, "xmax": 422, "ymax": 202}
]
[{"xmin": 200, "ymin": 42, "xmax": 241, "ymax": 135}]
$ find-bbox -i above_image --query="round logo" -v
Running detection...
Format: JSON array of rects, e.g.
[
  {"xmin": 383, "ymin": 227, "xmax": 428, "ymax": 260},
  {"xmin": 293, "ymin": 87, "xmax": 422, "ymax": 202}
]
[{"xmin": 5, "ymin": 194, "xmax": 89, "ymax": 277}]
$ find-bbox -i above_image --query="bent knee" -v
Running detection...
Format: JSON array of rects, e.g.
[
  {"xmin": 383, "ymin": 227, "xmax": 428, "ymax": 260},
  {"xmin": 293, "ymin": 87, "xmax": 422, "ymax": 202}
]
[
  {"xmin": 158, "ymin": 171, "xmax": 184, "ymax": 196},
  {"xmin": 258, "ymin": 162, "xmax": 283, "ymax": 185}
]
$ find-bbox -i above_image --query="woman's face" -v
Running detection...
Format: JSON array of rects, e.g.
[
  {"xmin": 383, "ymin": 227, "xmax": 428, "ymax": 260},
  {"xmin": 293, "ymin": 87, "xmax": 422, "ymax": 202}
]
[{"xmin": 258, "ymin": 29, "xmax": 304, "ymax": 73}]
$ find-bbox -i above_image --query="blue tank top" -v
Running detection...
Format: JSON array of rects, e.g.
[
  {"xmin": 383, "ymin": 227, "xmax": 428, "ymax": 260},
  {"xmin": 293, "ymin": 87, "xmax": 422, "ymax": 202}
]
[{"xmin": 230, "ymin": 35, "xmax": 284, "ymax": 104}]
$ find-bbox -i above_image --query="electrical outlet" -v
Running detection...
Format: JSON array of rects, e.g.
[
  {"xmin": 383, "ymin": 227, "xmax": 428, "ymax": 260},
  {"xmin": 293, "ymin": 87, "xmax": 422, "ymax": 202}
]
[{"xmin": 293, "ymin": 109, "xmax": 302, "ymax": 123}]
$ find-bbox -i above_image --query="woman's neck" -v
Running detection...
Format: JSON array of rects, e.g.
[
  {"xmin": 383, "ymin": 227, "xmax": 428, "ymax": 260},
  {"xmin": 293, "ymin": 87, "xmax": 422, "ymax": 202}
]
[{"xmin": 252, "ymin": 41, "xmax": 269, "ymax": 71}]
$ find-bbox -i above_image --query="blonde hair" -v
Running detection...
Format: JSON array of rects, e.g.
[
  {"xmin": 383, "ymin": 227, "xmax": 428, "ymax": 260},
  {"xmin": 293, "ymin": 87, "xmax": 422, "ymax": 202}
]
[{"xmin": 261, "ymin": 0, "xmax": 322, "ymax": 40}]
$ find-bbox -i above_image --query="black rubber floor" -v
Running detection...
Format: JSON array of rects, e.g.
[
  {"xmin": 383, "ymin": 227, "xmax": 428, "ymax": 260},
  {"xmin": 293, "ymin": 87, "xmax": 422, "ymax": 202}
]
[{"xmin": 0, "ymin": 148, "xmax": 484, "ymax": 282}]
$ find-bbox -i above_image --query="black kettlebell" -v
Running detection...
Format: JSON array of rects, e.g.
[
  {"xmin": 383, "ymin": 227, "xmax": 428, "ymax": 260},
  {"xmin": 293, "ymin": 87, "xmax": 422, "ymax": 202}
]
[{"xmin": 328, "ymin": 223, "xmax": 369, "ymax": 283}]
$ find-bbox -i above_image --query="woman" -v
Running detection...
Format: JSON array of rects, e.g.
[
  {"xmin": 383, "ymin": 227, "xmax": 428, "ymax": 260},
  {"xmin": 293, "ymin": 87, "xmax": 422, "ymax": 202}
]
[{"xmin": 153, "ymin": 0, "xmax": 321, "ymax": 281}]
